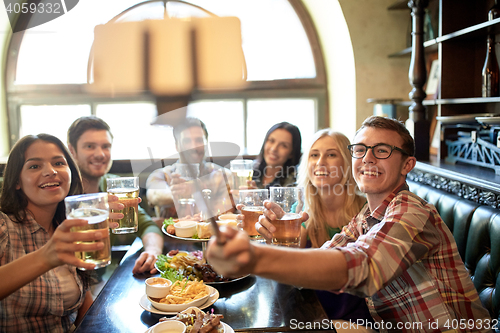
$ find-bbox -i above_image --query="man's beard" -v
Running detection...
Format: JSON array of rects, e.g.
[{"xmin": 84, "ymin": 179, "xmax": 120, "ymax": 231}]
[
  {"xmin": 79, "ymin": 163, "xmax": 109, "ymax": 181},
  {"xmin": 180, "ymin": 150, "xmax": 205, "ymax": 164}
]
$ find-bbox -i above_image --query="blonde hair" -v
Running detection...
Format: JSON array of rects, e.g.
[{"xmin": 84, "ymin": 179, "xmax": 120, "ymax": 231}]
[{"xmin": 297, "ymin": 129, "xmax": 365, "ymax": 248}]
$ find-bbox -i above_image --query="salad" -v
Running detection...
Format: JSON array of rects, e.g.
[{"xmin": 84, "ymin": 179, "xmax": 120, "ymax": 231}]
[{"xmin": 156, "ymin": 250, "xmax": 230, "ymax": 283}]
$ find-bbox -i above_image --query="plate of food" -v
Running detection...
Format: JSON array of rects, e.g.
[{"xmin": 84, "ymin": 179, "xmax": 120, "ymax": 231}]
[
  {"xmin": 145, "ymin": 307, "xmax": 233, "ymax": 333},
  {"xmin": 162, "ymin": 217, "xmax": 238, "ymax": 241},
  {"xmin": 139, "ymin": 284, "xmax": 219, "ymax": 315},
  {"xmin": 166, "ymin": 249, "xmax": 204, "ymax": 259},
  {"xmin": 162, "ymin": 225, "xmax": 209, "ymax": 242},
  {"xmin": 155, "ymin": 250, "xmax": 249, "ymax": 284},
  {"xmin": 147, "ymin": 279, "xmax": 211, "ymax": 312},
  {"xmin": 145, "ymin": 322, "xmax": 232, "ymax": 333}
]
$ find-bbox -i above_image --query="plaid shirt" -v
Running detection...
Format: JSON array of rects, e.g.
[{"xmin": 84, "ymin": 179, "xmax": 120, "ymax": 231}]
[
  {"xmin": 0, "ymin": 212, "xmax": 86, "ymax": 332},
  {"xmin": 322, "ymin": 184, "xmax": 492, "ymax": 333}
]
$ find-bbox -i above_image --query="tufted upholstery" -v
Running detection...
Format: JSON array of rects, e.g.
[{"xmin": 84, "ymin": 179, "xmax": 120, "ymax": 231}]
[{"xmin": 408, "ymin": 180, "xmax": 500, "ymax": 329}]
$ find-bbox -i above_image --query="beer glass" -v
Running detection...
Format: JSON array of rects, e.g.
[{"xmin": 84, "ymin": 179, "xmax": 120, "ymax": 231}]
[
  {"xmin": 239, "ymin": 189, "xmax": 268, "ymax": 239},
  {"xmin": 230, "ymin": 159, "xmax": 253, "ymax": 189},
  {"xmin": 106, "ymin": 177, "xmax": 139, "ymax": 234},
  {"xmin": 173, "ymin": 163, "xmax": 200, "ymax": 218},
  {"xmin": 269, "ymin": 187, "xmax": 304, "ymax": 247},
  {"xmin": 65, "ymin": 192, "xmax": 111, "ymax": 270}
]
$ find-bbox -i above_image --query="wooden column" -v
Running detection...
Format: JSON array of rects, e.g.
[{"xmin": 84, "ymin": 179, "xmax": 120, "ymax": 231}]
[{"xmin": 407, "ymin": 0, "xmax": 430, "ymax": 161}]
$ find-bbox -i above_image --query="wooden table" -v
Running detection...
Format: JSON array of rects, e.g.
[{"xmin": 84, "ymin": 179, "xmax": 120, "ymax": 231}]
[{"xmin": 75, "ymin": 237, "xmax": 330, "ymax": 333}]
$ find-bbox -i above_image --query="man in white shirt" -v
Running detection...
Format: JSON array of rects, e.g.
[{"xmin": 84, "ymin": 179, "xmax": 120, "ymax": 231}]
[{"xmin": 146, "ymin": 117, "xmax": 234, "ymax": 219}]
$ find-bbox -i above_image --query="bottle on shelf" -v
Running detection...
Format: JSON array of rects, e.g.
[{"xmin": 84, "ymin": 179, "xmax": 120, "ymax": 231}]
[
  {"xmin": 489, "ymin": 0, "xmax": 500, "ymax": 21},
  {"xmin": 482, "ymin": 35, "xmax": 500, "ymax": 97}
]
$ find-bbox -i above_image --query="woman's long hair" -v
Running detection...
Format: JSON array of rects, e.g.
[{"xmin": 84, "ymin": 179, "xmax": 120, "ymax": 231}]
[
  {"xmin": 297, "ymin": 129, "xmax": 365, "ymax": 248},
  {"xmin": 0, "ymin": 134, "xmax": 84, "ymax": 225},
  {"xmin": 255, "ymin": 122, "xmax": 302, "ymax": 184}
]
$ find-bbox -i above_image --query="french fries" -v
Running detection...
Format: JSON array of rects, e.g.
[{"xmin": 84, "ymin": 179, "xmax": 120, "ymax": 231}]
[{"xmin": 158, "ymin": 279, "xmax": 208, "ymax": 305}]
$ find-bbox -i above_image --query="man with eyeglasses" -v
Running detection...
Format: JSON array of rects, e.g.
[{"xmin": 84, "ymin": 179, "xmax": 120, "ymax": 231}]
[{"xmin": 206, "ymin": 116, "xmax": 492, "ymax": 332}]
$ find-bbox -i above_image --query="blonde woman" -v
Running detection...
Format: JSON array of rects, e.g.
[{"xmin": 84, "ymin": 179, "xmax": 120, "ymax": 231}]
[
  {"xmin": 258, "ymin": 129, "xmax": 374, "ymax": 326},
  {"xmin": 297, "ymin": 129, "xmax": 365, "ymax": 248}
]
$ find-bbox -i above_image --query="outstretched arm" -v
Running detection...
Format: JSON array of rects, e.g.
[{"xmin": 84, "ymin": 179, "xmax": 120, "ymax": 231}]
[{"xmin": 207, "ymin": 227, "xmax": 348, "ymax": 291}]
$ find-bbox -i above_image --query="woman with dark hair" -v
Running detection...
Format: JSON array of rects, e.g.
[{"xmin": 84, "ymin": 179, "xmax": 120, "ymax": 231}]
[
  {"xmin": 251, "ymin": 122, "xmax": 302, "ymax": 189},
  {"xmin": 0, "ymin": 134, "xmax": 120, "ymax": 332}
]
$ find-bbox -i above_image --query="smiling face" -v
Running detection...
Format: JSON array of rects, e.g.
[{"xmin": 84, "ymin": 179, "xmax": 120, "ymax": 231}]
[
  {"xmin": 263, "ymin": 128, "xmax": 293, "ymax": 168},
  {"xmin": 69, "ymin": 129, "xmax": 113, "ymax": 180},
  {"xmin": 307, "ymin": 136, "xmax": 345, "ymax": 190},
  {"xmin": 17, "ymin": 140, "xmax": 71, "ymax": 212},
  {"xmin": 176, "ymin": 126, "xmax": 207, "ymax": 164},
  {"xmin": 352, "ymin": 127, "xmax": 416, "ymax": 209}
]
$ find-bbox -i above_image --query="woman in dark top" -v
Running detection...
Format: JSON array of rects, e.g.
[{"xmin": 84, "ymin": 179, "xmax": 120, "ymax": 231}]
[{"xmin": 251, "ymin": 122, "xmax": 302, "ymax": 189}]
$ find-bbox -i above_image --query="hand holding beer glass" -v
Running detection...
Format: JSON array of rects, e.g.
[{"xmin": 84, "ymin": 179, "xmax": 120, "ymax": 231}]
[
  {"xmin": 230, "ymin": 159, "xmax": 253, "ymax": 189},
  {"xmin": 268, "ymin": 187, "xmax": 304, "ymax": 247},
  {"xmin": 106, "ymin": 177, "xmax": 139, "ymax": 234},
  {"xmin": 239, "ymin": 189, "xmax": 268, "ymax": 240},
  {"xmin": 65, "ymin": 193, "xmax": 111, "ymax": 270},
  {"xmin": 171, "ymin": 163, "xmax": 200, "ymax": 218}
]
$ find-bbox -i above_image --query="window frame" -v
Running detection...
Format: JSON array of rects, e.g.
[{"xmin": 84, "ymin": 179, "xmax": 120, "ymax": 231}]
[{"xmin": 4, "ymin": 0, "xmax": 328, "ymax": 159}]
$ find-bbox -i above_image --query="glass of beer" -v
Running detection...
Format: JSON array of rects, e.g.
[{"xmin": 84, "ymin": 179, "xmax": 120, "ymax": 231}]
[
  {"xmin": 239, "ymin": 189, "xmax": 268, "ymax": 240},
  {"xmin": 230, "ymin": 159, "xmax": 253, "ymax": 189},
  {"xmin": 106, "ymin": 177, "xmax": 139, "ymax": 234},
  {"xmin": 173, "ymin": 163, "xmax": 200, "ymax": 218},
  {"xmin": 269, "ymin": 187, "xmax": 305, "ymax": 247},
  {"xmin": 65, "ymin": 192, "xmax": 111, "ymax": 270}
]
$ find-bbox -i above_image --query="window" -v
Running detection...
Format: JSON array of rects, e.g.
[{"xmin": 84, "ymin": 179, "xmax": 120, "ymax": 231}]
[
  {"xmin": 96, "ymin": 103, "xmax": 174, "ymax": 160},
  {"xmin": 186, "ymin": 0, "xmax": 316, "ymax": 81},
  {"xmin": 15, "ymin": 0, "xmax": 143, "ymax": 84},
  {"xmin": 6, "ymin": 0, "xmax": 327, "ymax": 159},
  {"xmin": 186, "ymin": 100, "xmax": 245, "ymax": 156},
  {"xmin": 19, "ymin": 105, "xmax": 91, "ymax": 140}
]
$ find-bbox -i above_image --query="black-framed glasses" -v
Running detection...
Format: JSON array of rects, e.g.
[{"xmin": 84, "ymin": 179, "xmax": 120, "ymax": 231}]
[{"xmin": 347, "ymin": 143, "xmax": 410, "ymax": 159}]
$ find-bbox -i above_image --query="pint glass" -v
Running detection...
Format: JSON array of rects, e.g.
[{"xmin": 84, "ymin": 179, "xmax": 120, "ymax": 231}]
[
  {"xmin": 239, "ymin": 189, "xmax": 268, "ymax": 238},
  {"xmin": 106, "ymin": 177, "xmax": 140, "ymax": 234},
  {"xmin": 65, "ymin": 192, "xmax": 111, "ymax": 270},
  {"xmin": 230, "ymin": 159, "xmax": 253, "ymax": 189},
  {"xmin": 269, "ymin": 187, "xmax": 304, "ymax": 247}
]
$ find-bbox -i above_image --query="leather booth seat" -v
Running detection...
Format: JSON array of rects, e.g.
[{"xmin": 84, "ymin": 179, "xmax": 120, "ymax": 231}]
[{"xmin": 408, "ymin": 180, "xmax": 500, "ymax": 328}]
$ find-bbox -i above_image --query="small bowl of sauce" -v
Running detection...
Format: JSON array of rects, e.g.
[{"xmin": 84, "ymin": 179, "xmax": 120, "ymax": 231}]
[{"xmin": 145, "ymin": 277, "xmax": 172, "ymax": 298}]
